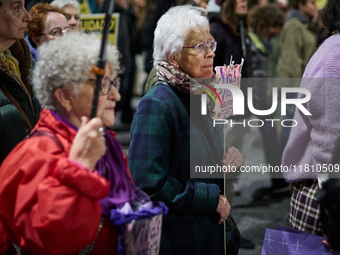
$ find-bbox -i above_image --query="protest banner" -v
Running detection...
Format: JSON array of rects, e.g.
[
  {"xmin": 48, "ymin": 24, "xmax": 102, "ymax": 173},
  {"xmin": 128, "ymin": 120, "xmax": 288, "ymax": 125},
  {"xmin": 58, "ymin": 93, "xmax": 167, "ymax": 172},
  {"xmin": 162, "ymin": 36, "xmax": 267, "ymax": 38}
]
[
  {"xmin": 110, "ymin": 201, "xmax": 168, "ymax": 255},
  {"xmin": 212, "ymin": 58, "xmax": 244, "ymax": 119},
  {"xmin": 79, "ymin": 0, "xmax": 91, "ymax": 14},
  {"xmin": 261, "ymin": 225, "xmax": 340, "ymax": 255},
  {"xmin": 80, "ymin": 13, "xmax": 119, "ymax": 46},
  {"xmin": 124, "ymin": 214, "xmax": 163, "ymax": 255}
]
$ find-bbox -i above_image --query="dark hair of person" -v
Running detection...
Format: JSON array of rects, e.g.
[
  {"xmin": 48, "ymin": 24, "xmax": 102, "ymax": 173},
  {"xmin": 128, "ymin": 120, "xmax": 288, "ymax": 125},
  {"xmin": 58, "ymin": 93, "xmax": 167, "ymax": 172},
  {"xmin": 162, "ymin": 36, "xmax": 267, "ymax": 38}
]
[
  {"xmin": 219, "ymin": 0, "xmax": 247, "ymax": 35},
  {"xmin": 248, "ymin": 0, "xmax": 260, "ymax": 9},
  {"xmin": 26, "ymin": 3, "xmax": 67, "ymax": 40},
  {"xmin": 0, "ymin": 0, "xmax": 4, "ymax": 7},
  {"xmin": 289, "ymin": 0, "xmax": 307, "ymax": 9},
  {"xmin": 248, "ymin": 4, "xmax": 284, "ymax": 37},
  {"xmin": 321, "ymin": 0, "xmax": 340, "ymax": 38}
]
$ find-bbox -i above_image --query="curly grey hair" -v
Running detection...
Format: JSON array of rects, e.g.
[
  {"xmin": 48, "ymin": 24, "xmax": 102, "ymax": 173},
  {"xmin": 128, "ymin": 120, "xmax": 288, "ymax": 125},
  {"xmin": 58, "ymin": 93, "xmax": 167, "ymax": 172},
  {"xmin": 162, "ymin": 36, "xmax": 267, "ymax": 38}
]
[
  {"xmin": 153, "ymin": 5, "xmax": 210, "ymax": 67},
  {"xmin": 33, "ymin": 31, "xmax": 121, "ymax": 111},
  {"xmin": 50, "ymin": 0, "xmax": 80, "ymax": 14}
]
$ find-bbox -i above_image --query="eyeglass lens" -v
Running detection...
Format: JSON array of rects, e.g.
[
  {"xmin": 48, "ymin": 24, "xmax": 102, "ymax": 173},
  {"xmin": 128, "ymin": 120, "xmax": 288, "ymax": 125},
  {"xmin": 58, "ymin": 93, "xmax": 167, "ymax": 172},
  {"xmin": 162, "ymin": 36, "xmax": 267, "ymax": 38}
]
[
  {"xmin": 48, "ymin": 28, "xmax": 69, "ymax": 37},
  {"xmin": 101, "ymin": 78, "xmax": 120, "ymax": 94},
  {"xmin": 65, "ymin": 14, "xmax": 80, "ymax": 20},
  {"xmin": 195, "ymin": 41, "xmax": 217, "ymax": 55}
]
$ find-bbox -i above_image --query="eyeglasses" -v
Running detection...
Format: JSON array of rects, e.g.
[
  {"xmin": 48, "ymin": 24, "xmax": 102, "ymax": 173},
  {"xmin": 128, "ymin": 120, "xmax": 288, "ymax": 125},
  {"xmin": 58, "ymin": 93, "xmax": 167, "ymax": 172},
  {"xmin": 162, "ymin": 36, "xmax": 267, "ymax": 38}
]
[
  {"xmin": 182, "ymin": 40, "xmax": 217, "ymax": 55},
  {"xmin": 39, "ymin": 27, "xmax": 69, "ymax": 38},
  {"xmin": 65, "ymin": 13, "xmax": 80, "ymax": 21},
  {"xmin": 100, "ymin": 77, "xmax": 120, "ymax": 95},
  {"xmin": 87, "ymin": 77, "xmax": 120, "ymax": 95}
]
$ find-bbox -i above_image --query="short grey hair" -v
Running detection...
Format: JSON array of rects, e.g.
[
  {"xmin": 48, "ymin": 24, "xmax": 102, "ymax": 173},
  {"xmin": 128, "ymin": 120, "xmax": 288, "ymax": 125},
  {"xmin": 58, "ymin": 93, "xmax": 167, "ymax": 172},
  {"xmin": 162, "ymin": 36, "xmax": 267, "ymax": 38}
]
[
  {"xmin": 50, "ymin": 0, "xmax": 80, "ymax": 14},
  {"xmin": 153, "ymin": 5, "xmax": 210, "ymax": 67},
  {"xmin": 33, "ymin": 31, "xmax": 121, "ymax": 111}
]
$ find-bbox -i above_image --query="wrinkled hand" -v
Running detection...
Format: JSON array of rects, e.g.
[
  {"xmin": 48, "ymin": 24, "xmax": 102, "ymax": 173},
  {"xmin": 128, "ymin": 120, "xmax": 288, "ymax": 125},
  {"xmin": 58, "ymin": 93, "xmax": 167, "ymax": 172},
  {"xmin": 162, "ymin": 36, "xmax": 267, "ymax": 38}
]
[
  {"xmin": 221, "ymin": 146, "xmax": 243, "ymax": 170},
  {"xmin": 69, "ymin": 116, "xmax": 106, "ymax": 171},
  {"xmin": 216, "ymin": 195, "xmax": 231, "ymax": 224}
]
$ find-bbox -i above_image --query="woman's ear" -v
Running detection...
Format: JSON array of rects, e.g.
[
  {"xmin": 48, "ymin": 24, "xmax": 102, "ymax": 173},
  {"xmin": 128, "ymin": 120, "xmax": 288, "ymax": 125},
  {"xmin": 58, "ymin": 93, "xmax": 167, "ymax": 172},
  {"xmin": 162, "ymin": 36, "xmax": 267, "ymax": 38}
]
[
  {"xmin": 54, "ymin": 88, "xmax": 72, "ymax": 114},
  {"xmin": 166, "ymin": 54, "xmax": 180, "ymax": 68}
]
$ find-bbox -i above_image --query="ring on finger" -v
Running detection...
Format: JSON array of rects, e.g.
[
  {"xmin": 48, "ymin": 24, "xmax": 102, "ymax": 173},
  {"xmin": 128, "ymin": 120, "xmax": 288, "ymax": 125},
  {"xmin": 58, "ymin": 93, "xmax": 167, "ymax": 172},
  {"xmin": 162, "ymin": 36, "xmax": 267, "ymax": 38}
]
[{"xmin": 99, "ymin": 127, "xmax": 105, "ymax": 140}]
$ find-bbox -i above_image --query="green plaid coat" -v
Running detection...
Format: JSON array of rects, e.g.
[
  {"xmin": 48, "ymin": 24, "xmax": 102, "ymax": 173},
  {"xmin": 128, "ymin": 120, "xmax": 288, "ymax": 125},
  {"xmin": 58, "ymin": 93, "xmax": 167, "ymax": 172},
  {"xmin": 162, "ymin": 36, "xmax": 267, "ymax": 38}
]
[{"xmin": 129, "ymin": 83, "xmax": 225, "ymax": 255}]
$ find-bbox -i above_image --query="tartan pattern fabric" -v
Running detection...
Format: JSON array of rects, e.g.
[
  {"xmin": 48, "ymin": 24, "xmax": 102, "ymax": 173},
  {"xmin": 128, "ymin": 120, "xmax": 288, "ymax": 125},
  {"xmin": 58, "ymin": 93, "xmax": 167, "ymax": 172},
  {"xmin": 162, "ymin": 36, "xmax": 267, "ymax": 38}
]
[
  {"xmin": 225, "ymin": 215, "xmax": 241, "ymax": 255},
  {"xmin": 287, "ymin": 180, "xmax": 323, "ymax": 235},
  {"xmin": 129, "ymin": 83, "xmax": 226, "ymax": 254}
]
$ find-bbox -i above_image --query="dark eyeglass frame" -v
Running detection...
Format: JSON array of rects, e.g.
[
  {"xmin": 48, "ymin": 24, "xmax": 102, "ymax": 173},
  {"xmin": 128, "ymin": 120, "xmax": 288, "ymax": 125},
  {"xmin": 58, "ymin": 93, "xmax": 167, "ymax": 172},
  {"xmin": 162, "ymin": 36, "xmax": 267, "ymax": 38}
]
[
  {"xmin": 182, "ymin": 40, "xmax": 217, "ymax": 55},
  {"xmin": 101, "ymin": 77, "xmax": 121, "ymax": 95},
  {"xmin": 39, "ymin": 27, "xmax": 69, "ymax": 37},
  {"xmin": 88, "ymin": 77, "xmax": 120, "ymax": 95},
  {"xmin": 65, "ymin": 13, "xmax": 80, "ymax": 21}
]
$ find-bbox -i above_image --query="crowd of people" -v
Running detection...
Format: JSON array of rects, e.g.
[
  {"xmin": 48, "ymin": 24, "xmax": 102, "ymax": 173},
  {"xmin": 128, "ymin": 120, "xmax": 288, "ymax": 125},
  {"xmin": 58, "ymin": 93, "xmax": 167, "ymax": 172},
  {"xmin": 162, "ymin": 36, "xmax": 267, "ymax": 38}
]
[{"xmin": 0, "ymin": 0, "xmax": 339, "ymax": 254}]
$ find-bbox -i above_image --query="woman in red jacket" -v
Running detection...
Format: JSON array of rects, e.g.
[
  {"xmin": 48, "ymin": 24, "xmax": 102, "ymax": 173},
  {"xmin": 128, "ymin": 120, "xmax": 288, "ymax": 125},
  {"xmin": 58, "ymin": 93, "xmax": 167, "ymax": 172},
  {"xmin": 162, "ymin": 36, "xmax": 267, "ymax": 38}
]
[{"xmin": 0, "ymin": 32, "xmax": 137, "ymax": 255}]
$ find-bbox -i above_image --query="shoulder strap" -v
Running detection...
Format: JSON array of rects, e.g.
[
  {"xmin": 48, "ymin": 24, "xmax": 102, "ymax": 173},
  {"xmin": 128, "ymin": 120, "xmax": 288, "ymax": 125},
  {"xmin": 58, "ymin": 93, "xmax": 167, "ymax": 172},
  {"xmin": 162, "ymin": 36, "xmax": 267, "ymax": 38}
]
[
  {"xmin": 0, "ymin": 80, "xmax": 33, "ymax": 130},
  {"xmin": 248, "ymin": 32, "xmax": 266, "ymax": 54},
  {"xmin": 28, "ymin": 130, "xmax": 64, "ymax": 150}
]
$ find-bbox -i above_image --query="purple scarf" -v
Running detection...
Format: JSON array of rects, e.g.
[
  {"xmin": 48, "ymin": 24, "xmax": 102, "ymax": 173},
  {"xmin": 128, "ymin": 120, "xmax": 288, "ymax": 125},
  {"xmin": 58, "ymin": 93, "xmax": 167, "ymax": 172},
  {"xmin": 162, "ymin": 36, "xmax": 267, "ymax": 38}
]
[{"xmin": 51, "ymin": 110, "xmax": 135, "ymax": 216}]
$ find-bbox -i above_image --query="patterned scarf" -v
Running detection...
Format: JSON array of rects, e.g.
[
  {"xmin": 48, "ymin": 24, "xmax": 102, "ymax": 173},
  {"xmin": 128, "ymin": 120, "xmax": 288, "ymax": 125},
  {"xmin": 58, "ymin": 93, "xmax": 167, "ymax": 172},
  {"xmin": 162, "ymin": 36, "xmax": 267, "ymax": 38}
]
[
  {"xmin": 0, "ymin": 49, "xmax": 21, "ymax": 78},
  {"xmin": 156, "ymin": 60, "xmax": 216, "ymax": 94}
]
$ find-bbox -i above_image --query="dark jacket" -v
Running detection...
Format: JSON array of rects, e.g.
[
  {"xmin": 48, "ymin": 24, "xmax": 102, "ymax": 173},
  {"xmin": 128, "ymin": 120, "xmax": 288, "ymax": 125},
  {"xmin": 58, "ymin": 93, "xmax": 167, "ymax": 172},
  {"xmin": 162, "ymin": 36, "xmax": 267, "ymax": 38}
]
[
  {"xmin": 209, "ymin": 16, "xmax": 252, "ymax": 78},
  {"xmin": 113, "ymin": 4, "xmax": 137, "ymax": 75},
  {"xmin": 210, "ymin": 16, "xmax": 253, "ymax": 118},
  {"xmin": 140, "ymin": 0, "xmax": 176, "ymax": 73},
  {"xmin": 0, "ymin": 39, "xmax": 40, "ymax": 165},
  {"xmin": 129, "ymin": 83, "xmax": 225, "ymax": 255}
]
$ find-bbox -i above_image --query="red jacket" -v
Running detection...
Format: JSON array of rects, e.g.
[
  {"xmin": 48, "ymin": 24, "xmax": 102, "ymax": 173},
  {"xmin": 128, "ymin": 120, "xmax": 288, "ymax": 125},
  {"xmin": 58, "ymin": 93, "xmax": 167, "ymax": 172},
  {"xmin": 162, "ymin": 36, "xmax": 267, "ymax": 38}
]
[{"xmin": 0, "ymin": 109, "xmax": 132, "ymax": 254}]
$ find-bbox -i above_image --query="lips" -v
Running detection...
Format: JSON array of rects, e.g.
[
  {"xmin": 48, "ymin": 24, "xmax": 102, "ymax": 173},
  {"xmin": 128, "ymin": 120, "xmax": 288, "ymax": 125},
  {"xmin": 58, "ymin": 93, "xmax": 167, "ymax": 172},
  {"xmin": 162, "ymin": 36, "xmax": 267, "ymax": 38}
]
[
  {"xmin": 203, "ymin": 64, "xmax": 213, "ymax": 68},
  {"xmin": 105, "ymin": 107, "xmax": 115, "ymax": 111}
]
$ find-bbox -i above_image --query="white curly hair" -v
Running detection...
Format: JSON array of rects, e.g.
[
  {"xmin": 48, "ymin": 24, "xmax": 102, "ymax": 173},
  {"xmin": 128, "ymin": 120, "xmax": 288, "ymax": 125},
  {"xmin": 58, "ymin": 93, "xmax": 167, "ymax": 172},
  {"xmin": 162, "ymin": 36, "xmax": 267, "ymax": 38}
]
[
  {"xmin": 153, "ymin": 5, "xmax": 209, "ymax": 67},
  {"xmin": 33, "ymin": 31, "xmax": 121, "ymax": 111},
  {"xmin": 50, "ymin": 0, "xmax": 80, "ymax": 14}
]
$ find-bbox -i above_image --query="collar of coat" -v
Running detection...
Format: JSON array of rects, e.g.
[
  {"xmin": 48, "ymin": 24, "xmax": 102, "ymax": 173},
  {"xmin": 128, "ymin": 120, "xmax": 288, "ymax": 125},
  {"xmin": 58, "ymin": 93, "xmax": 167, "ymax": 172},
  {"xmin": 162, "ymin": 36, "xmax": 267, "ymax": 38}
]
[{"xmin": 0, "ymin": 38, "xmax": 33, "ymax": 100}]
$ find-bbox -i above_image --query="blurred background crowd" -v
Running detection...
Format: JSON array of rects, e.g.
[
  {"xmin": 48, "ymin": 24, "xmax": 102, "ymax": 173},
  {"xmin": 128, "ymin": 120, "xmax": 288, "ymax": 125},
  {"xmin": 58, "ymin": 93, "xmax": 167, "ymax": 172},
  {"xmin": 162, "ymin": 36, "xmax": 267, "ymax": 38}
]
[{"xmin": 1, "ymin": 0, "xmax": 334, "ymax": 253}]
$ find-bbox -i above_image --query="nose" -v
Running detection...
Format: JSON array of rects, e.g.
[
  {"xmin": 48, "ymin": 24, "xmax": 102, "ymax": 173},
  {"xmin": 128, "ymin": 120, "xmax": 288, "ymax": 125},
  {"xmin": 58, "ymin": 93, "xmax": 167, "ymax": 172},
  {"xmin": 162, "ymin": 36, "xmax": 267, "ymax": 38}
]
[
  {"xmin": 68, "ymin": 17, "xmax": 77, "ymax": 27},
  {"xmin": 206, "ymin": 46, "xmax": 215, "ymax": 58},
  {"xmin": 107, "ymin": 83, "xmax": 121, "ymax": 102},
  {"xmin": 23, "ymin": 8, "xmax": 32, "ymax": 22}
]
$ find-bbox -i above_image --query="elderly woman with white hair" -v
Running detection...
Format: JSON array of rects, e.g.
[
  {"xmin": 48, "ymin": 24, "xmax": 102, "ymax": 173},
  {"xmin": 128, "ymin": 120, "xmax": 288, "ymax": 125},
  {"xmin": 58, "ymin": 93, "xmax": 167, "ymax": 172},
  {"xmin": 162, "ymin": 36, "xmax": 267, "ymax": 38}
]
[
  {"xmin": 129, "ymin": 5, "xmax": 243, "ymax": 255},
  {"xmin": 0, "ymin": 32, "xmax": 136, "ymax": 254},
  {"xmin": 51, "ymin": 0, "xmax": 80, "ymax": 30}
]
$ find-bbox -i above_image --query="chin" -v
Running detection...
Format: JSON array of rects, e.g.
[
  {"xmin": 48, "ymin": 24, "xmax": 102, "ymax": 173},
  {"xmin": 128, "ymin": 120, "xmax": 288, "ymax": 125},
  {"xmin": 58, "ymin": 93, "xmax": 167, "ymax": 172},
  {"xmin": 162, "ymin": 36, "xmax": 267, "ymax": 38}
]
[
  {"xmin": 198, "ymin": 72, "xmax": 214, "ymax": 79},
  {"xmin": 104, "ymin": 119, "xmax": 115, "ymax": 128}
]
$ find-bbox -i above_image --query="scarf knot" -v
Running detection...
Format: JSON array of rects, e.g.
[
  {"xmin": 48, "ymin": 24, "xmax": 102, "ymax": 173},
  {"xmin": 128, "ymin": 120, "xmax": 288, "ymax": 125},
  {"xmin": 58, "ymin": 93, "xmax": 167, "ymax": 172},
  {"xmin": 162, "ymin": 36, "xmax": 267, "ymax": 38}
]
[
  {"xmin": 0, "ymin": 49, "xmax": 21, "ymax": 78},
  {"xmin": 156, "ymin": 60, "xmax": 216, "ymax": 94}
]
